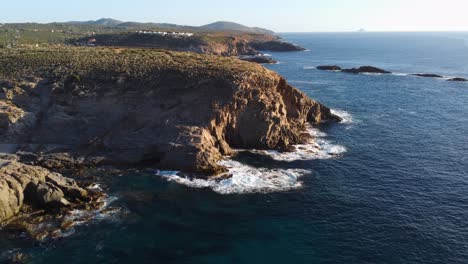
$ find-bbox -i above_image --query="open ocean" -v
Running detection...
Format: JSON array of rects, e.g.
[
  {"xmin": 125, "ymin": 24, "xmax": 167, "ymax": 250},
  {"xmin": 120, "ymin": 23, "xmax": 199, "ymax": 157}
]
[{"xmin": 1, "ymin": 32, "xmax": 468, "ymax": 263}]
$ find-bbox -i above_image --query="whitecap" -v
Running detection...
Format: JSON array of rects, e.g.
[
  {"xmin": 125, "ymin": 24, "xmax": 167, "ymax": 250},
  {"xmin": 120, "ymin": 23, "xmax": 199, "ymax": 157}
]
[
  {"xmin": 303, "ymin": 66, "xmax": 316, "ymax": 70},
  {"xmin": 331, "ymin": 109, "xmax": 353, "ymax": 124}
]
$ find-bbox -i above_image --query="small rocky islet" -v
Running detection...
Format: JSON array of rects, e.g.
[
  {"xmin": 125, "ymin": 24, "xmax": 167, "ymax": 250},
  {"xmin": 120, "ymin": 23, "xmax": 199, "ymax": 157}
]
[
  {"xmin": 316, "ymin": 65, "xmax": 467, "ymax": 82},
  {"xmin": 0, "ymin": 47, "xmax": 341, "ymax": 239}
]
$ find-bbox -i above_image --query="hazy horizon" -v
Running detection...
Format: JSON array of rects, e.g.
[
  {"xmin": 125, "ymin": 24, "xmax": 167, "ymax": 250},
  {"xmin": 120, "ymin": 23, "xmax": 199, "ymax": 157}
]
[{"xmin": 2, "ymin": 0, "xmax": 468, "ymax": 32}]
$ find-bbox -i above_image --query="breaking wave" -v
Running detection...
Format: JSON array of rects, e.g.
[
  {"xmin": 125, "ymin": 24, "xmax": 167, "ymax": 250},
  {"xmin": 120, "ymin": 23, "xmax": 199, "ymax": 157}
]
[
  {"xmin": 331, "ymin": 109, "xmax": 353, "ymax": 124},
  {"xmin": 157, "ymin": 121, "xmax": 349, "ymax": 194},
  {"xmin": 157, "ymin": 161, "xmax": 309, "ymax": 194}
]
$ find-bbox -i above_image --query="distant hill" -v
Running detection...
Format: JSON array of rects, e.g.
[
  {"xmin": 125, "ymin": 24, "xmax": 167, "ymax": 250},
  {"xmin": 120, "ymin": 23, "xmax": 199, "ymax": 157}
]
[
  {"xmin": 200, "ymin": 21, "xmax": 274, "ymax": 34},
  {"xmin": 66, "ymin": 18, "xmax": 124, "ymax": 27},
  {"xmin": 62, "ymin": 18, "xmax": 275, "ymax": 34}
]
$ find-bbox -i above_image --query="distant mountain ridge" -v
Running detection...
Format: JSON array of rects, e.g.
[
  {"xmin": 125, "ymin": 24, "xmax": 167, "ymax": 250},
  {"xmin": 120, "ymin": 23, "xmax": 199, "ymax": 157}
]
[
  {"xmin": 63, "ymin": 18, "xmax": 274, "ymax": 34},
  {"xmin": 200, "ymin": 21, "xmax": 274, "ymax": 34}
]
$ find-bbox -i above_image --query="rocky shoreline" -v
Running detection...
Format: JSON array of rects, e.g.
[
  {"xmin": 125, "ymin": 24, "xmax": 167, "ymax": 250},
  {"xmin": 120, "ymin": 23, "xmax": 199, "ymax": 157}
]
[{"xmin": 0, "ymin": 47, "xmax": 340, "ymax": 229}]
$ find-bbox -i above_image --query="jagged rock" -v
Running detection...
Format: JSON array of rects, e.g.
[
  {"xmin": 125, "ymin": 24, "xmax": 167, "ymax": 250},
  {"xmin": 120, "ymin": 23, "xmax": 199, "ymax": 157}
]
[
  {"xmin": 317, "ymin": 65, "xmax": 342, "ymax": 71},
  {"xmin": 342, "ymin": 66, "xmax": 391, "ymax": 74},
  {"xmin": 447, "ymin": 77, "xmax": 467, "ymax": 82},
  {"xmin": 28, "ymin": 182, "xmax": 69, "ymax": 208},
  {"xmin": 410, "ymin": 73, "xmax": 443, "ymax": 78},
  {"xmin": 0, "ymin": 159, "xmax": 88, "ymax": 222}
]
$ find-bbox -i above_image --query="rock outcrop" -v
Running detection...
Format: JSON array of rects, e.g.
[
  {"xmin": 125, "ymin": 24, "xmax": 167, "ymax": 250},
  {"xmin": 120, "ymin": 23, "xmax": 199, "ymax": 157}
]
[
  {"xmin": 447, "ymin": 77, "xmax": 467, "ymax": 82},
  {"xmin": 410, "ymin": 73, "xmax": 443, "ymax": 78},
  {"xmin": 0, "ymin": 47, "xmax": 340, "ymax": 177},
  {"xmin": 0, "ymin": 159, "xmax": 88, "ymax": 222},
  {"xmin": 249, "ymin": 40, "xmax": 306, "ymax": 52},
  {"xmin": 342, "ymin": 66, "xmax": 391, "ymax": 74},
  {"xmin": 239, "ymin": 55, "xmax": 277, "ymax": 64},
  {"xmin": 317, "ymin": 65, "xmax": 342, "ymax": 71}
]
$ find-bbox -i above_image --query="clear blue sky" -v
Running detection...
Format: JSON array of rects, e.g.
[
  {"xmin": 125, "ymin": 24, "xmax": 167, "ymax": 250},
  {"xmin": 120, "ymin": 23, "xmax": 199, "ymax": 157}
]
[{"xmin": 2, "ymin": 0, "xmax": 468, "ymax": 32}]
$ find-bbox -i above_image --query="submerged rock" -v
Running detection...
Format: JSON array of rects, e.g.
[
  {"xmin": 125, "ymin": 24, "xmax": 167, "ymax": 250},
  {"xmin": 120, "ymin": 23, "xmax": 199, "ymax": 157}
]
[
  {"xmin": 317, "ymin": 65, "xmax": 342, "ymax": 71},
  {"xmin": 0, "ymin": 48, "xmax": 340, "ymax": 177},
  {"xmin": 410, "ymin": 73, "xmax": 443, "ymax": 78},
  {"xmin": 342, "ymin": 66, "xmax": 391, "ymax": 74}
]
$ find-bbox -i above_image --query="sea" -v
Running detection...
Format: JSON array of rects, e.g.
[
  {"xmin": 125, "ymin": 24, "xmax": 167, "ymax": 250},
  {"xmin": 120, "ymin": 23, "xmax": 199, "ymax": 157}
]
[{"xmin": 1, "ymin": 32, "xmax": 468, "ymax": 263}]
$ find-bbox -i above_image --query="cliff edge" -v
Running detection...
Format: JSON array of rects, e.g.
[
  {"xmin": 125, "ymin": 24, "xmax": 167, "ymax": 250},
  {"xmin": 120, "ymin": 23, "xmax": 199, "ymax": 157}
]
[{"xmin": 0, "ymin": 47, "xmax": 340, "ymax": 177}]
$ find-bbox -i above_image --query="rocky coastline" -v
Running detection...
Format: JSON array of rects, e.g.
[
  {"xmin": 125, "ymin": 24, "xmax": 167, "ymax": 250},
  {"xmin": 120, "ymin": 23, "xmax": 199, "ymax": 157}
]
[{"xmin": 0, "ymin": 47, "xmax": 341, "ymax": 229}]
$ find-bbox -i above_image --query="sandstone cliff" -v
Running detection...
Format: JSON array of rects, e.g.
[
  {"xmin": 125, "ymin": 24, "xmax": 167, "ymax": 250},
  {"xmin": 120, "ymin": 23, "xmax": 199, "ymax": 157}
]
[{"xmin": 0, "ymin": 47, "xmax": 340, "ymax": 177}]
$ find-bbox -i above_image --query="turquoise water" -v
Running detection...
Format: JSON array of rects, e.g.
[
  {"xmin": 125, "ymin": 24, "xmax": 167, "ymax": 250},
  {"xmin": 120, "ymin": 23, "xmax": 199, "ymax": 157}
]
[{"xmin": 1, "ymin": 32, "xmax": 468, "ymax": 263}]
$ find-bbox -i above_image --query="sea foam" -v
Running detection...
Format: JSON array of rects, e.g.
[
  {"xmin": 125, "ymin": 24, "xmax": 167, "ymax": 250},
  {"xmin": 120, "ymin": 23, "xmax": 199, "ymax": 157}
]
[
  {"xmin": 157, "ymin": 121, "xmax": 350, "ymax": 194},
  {"xmin": 332, "ymin": 109, "xmax": 353, "ymax": 124},
  {"xmin": 157, "ymin": 161, "xmax": 309, "ymax": 194}
]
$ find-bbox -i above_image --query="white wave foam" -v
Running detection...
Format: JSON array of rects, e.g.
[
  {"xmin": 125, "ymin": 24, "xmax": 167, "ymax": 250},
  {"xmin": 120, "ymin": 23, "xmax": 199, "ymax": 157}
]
[
  {"xmin": 361, "ymin": 72, "xmax": 383, "ymax": 76},
  {"xmin": 303, "ymin": 66, "xmax": 316, "ymax": 70},
  {"xmin": 157, "ymin": 161, "xmax": 309, "ymax": 194},
  {"xmin": 157, "ymin": 125, "xmax": 347, "ymax": 194},
  {"xmin": 255, "ymin": 127, "xmax": 346, "ymax": 161},
  {"xmin": 391, "ymin": 72, "xmax": 409, "ymax": 76},
  {"xmin": 262, "ymin": 53, "xmax": 272, "ymax": 57},
  {"xmin": 331, "ymin": 109, "xmax": 353, "ymax": 124}
]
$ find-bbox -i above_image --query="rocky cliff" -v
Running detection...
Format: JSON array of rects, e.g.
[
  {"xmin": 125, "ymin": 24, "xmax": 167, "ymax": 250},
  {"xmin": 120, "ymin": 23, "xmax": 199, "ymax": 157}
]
[
  {"xmin": 0, "ymin": 47, "xmax": 340, "ymax": 177},
  {"xmin": 75, "ymin": 33, "xmax": 303, "ymax": 56}
]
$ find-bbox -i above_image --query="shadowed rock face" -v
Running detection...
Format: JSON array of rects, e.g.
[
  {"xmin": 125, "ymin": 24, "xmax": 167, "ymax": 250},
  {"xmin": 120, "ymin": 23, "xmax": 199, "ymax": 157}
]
[{"xmin": 0, "ymin": 48, "xmax": 340, "ymax": 176}]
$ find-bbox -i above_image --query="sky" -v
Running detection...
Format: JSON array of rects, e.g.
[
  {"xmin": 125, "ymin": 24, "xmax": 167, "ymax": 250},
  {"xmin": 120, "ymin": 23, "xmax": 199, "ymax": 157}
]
[{"xmin": 2, "ymin": 0, "xmax": 468, "ymax": 32}]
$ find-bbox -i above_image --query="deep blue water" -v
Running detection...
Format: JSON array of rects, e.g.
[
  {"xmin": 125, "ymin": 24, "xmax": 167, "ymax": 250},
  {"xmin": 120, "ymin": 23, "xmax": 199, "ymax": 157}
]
[{"xmin": 2, "ymin": 33, "xmax": 468, "ymax": 263}]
